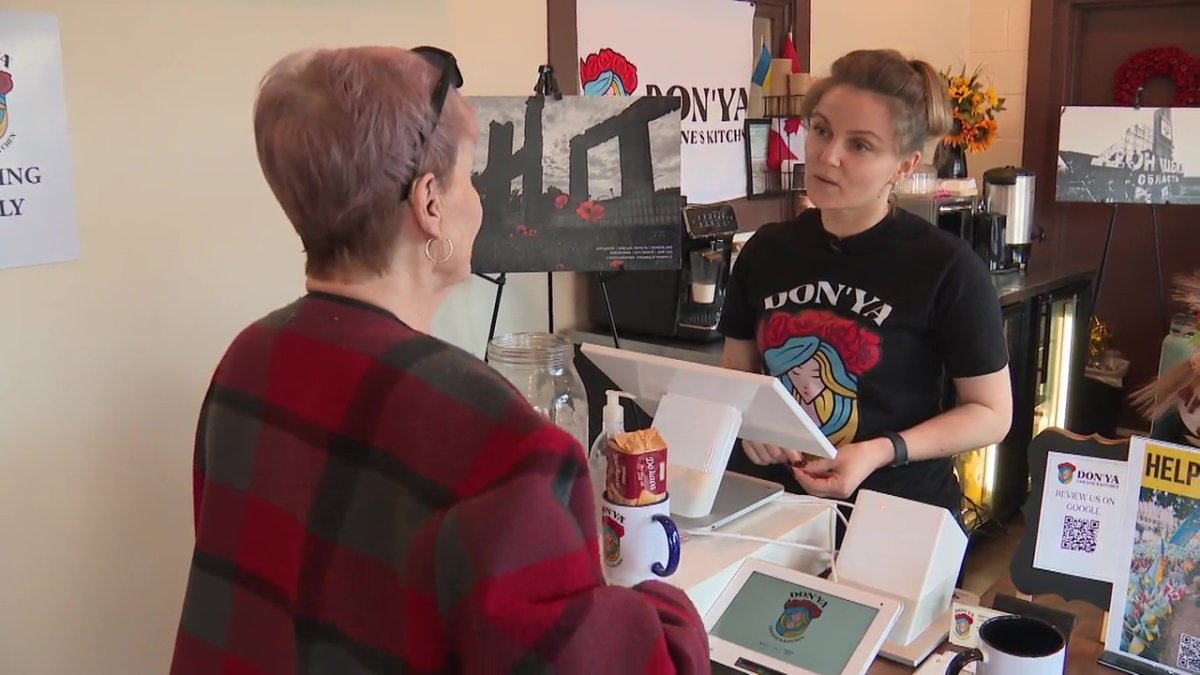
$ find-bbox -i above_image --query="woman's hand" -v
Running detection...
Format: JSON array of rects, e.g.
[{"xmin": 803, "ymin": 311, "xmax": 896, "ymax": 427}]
[
  {"xmin": 742, "ymin": 440, "xmax": 805, "ymax": 466},
  {"xmin": 791, "ymin": 438, "xmax": 894, "ymax": 499}
]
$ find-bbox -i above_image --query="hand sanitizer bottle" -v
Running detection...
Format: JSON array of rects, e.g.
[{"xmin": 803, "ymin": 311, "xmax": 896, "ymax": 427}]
[{"xmin": 588, "ymin": 390, "xmax": 636, "ymax": 539}]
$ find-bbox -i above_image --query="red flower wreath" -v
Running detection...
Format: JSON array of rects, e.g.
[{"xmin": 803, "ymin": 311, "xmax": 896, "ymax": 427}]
[{"xmin": 1112, "ymin": 46, "xmax": 1200, "ymax": 107}]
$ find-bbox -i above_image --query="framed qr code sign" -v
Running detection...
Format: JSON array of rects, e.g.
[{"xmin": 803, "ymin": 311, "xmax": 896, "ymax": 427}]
[
  {"xmin": 1011, "ymin": 429, "xmax": 1131, "ymax": 610},
  {"xmin": 1031, "ymin": 449, "xmax": 1129, "ymax": 582}
]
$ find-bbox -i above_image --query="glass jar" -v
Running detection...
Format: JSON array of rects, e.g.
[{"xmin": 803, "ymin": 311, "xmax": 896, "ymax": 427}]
[{"xmin": 487, "ymin": 332, "xmax": 589, "ymax": 451}]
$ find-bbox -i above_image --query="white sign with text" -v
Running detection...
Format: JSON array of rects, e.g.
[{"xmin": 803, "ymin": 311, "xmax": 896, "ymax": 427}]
[
  {"xmin": 0, "ymin": 10, "xmax": 80, "ymax": 271},
  {"xmin": 1032, "ymin": 451, "xmax": 1128, "ymax": 582},
  {"xmin": 576, "ymin": 0, "xmax": 754, "ymax": 204}
]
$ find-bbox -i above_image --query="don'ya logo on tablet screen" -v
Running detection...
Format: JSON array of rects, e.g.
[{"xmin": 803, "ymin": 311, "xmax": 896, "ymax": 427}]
[
  {"xmin": 770, "ymin": 592, "xmax": 826, "ymax": 642},
  {"xmin": 0, "ymin": 52, "xmax": 13, "ymax": 151}
]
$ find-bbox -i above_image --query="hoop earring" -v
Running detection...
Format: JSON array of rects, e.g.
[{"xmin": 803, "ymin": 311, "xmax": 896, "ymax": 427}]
[{"xmin": 424, "ymin": 237, "xmax": 454, "ymax": 264}]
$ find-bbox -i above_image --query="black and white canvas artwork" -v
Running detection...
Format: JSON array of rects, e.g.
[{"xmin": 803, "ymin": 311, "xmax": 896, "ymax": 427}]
[
  {"xmin": 1057, "ymin": 106, "xmax": 1200, "ymax": 205},
  {"xmin": 469, "ymin": 95, "xmax": 683, "ymax": 274}
]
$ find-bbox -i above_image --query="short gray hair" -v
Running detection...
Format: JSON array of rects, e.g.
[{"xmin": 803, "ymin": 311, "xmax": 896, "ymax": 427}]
[{"xmin": 253, "ymin": 46, "xmax": 473, "ymax": 279}]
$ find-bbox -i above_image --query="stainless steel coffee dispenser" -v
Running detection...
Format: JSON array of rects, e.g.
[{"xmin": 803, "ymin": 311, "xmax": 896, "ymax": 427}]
[{"xmin": 982, "ymin": 166, "xmax": 1039, "ymax": 270}]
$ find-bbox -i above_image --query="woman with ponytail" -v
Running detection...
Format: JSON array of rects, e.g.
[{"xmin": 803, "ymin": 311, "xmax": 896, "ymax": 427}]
[{"xmin": 720, "ymin": 50, "xmax": 1012, "ymax": 527}]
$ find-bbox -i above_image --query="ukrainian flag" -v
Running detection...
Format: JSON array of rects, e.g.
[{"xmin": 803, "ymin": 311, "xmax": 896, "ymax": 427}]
[{"xmin": 751, "ymin": 43, "xmax": 772, "ymax": 90}]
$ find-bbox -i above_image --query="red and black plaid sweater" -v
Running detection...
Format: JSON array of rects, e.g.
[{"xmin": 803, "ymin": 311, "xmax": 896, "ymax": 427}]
[{"xmin": 169, "ymin": 292, "xmax": 709, "ymax": 674}]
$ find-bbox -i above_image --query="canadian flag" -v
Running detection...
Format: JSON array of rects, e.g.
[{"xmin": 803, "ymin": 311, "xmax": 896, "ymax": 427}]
[
  {"xmin": 767, "ymin": 31, "xmax": 805, "ymax": 174},
  {"xmin": 767, "ymin": 117, "xmax": 805, "ymax": 173}
]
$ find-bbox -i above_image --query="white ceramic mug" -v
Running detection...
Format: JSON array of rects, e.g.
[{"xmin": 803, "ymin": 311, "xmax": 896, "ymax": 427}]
[
  {"xmin": 600, "ymin": 493, "xmax": 681, "ymax": 587},
  {"xmin": 945, "ymin": 614, "xmax": 1066, "ymax": 675}
]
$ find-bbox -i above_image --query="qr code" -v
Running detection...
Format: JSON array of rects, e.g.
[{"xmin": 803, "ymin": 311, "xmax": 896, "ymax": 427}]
[
  {"xmin": 1060, "ymin": 515, "xmax": 1099, "ymax": 553},
  {"xmin": 1179, "ymin": 633, "xmax": 1200, "ymax": 672}
]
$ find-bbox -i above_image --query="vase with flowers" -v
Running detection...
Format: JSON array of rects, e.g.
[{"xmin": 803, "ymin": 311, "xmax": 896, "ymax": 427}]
[{"xmin": 934, "ymin": 65, "xmax": 1007, "ymax": 178}]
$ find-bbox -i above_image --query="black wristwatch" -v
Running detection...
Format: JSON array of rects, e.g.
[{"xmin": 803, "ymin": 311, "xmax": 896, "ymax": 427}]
[{"xmin": 883, "ymin": 431, "xmax": 909, "ymax": 467}]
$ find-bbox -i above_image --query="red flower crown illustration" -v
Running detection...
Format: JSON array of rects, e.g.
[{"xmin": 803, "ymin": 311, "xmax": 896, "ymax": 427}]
[{"xmin": 760, "ymin": 310, "xmax": 882, "ymax": 376}]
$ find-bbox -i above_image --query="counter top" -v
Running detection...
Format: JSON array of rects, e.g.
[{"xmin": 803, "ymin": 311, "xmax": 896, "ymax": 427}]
[
  {"xmin": 869, "ymin": 572, "xmax": 1105, "ymax": 674},
  {"xmin": 571, "ymin": 263, "xmax": 1096, "ymax": 367},
  {"xmin": 674, "ymin": 499, "xmax": 834, "ymax": 617},
  {"xmin": 991, "ymin": 261, "xmax": 1095, "ymax": 308}
]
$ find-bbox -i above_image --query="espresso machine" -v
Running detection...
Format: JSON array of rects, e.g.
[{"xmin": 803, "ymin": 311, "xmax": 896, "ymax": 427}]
[
  {"xmin": 893, "ymin": 166, "xmax": 1041, "ymax": 273},
  {"xmin": 587, "ymin": 203, "xmax": 738, "ymax": 342}
]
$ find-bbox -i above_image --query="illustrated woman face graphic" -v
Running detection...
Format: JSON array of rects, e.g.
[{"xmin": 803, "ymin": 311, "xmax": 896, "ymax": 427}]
[
  {"xmin": 787, "ymin": 359, "xmax": 825, "ymax": 404},
  {"xmin": 760, "ymin": 310, "xmax": 882, "ymax": 447}
]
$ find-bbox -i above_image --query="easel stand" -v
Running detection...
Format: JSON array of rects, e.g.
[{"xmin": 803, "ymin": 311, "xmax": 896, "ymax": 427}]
[
  {"xmin": 476, "ymin": 65, "xmax": 622, "ymax": 359},
  {"xmin": 1091, "ymin": 89, "xmax": 1173, "ymax": 334}
]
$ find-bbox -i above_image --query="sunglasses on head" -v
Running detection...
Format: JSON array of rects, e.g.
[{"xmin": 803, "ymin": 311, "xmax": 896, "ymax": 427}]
[{"xmin": 402, "ymin": 46, "xmax": 464, "ymax": 200}]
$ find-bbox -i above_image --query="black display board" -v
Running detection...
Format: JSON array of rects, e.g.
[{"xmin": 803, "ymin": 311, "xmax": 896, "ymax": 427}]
[{"xmin": 469, "ymin": 95, "xmax": 683, "ymax": 274}]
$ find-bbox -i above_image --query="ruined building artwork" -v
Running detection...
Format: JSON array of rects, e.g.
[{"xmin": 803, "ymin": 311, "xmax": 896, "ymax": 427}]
[
  {"xmin": 1057, "ymin": 107, "xmax": 1200, "ymax": 205},
  {"xmin": 469, "ymin": 95, "xmax": 683, "ymax": 274}
]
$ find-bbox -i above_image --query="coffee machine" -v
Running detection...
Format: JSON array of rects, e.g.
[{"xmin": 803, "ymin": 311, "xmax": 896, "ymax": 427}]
[
  {"xmin": 892, "ymin": 193, "xmax": 1012, "ymax": 271},
  {"xmin": 893, "ymin": 166, "xmax": 1042, "ymax": 273},
  {"xmin": 587, "ymin": 203, "xmax": 738, "ymax": 342},
  {"xmin": 981, "ymin": 166, "xmax": 1041, "ymax": 271}
]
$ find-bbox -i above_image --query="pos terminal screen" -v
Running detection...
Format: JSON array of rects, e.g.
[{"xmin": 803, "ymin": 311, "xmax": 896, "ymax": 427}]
[{"xmin": 709, "ymin": 572, "xmax": 880, "ymax": 675}]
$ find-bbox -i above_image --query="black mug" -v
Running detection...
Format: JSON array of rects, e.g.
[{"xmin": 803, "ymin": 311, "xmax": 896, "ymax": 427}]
[{"xmin": 946, "ymin": 614, "xmax": 1066, "ymax": 674}]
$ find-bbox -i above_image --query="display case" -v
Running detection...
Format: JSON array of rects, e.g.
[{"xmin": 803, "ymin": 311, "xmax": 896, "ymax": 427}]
[{"xmin": 954, "ymin": 277, "xmax": 1093, "ymax": 536}]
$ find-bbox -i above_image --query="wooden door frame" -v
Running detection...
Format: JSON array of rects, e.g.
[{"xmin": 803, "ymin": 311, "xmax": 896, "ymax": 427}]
[{"xmin": 1022, "ymin": 0, "xmax": 1198, "ymax": 265}]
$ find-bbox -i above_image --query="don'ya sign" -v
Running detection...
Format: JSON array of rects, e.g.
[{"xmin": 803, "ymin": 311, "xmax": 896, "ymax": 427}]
[
  {"xmin": 576, "ymin": 0, "xmax": 754, "ymax": 204},
  {"xmin": 1033, "ymin": 450, "xmax": 1129, "ymax": 582},
  {"xmin": 0, "ymin": 10, "xmax": 80, "ymax": 271}
]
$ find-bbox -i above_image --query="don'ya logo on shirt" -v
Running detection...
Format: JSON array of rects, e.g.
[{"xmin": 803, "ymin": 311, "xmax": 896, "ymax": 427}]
[{"xmin": 758, "ymin": 309, "xmax": 882, "ymax": 445}]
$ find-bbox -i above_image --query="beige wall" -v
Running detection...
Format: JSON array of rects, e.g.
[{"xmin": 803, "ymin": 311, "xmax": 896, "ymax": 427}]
[
  {"xmin": 811, "ymin": 1, "xmax": 970, "ymax": 77},
  {"xmin": 811, "ymin": 0, "xmax": 1031, "ymax": 175},
  {"xmin": 0, "ymin": 1, "xmax": 556, "ymax": 673},
  {"xmin": 967, "ymin": 0, "xmax": 1032, "ymax": 176},
  {"xmin": 810, "ymin": 0, "xmax": 970, "ymax": 163}
]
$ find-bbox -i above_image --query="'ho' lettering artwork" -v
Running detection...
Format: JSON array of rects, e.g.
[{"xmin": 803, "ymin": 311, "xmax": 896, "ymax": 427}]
[
  {"xmin": 1056, "ymin": 106, "xmax": 1200, "ymax": 205},
  {"xmin": 468, "ymin": 95, "xmax": 683, "ymax": 275}
]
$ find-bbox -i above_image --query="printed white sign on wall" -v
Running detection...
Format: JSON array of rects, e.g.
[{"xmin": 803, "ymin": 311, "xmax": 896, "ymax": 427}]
[
  {"xmin": 576, "ymin": 0, "xmax": 754, "ymax": 204},
  {"xmin": 0, "ymin": 10, "xmax": 80, "ymax": 271},
  {"xmin": 1032, "ymin": 451, "xmax": 1128, "ymax": 582}
]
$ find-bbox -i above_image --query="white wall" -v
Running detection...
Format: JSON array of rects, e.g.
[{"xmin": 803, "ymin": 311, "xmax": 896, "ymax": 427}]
[
  {"xmin": 0, "ymin": 1, "xmax": 558, "ymax": 673},
  {"xmin": 967, "ymin": 0, "xmax": 1032, "ymax": 176}
]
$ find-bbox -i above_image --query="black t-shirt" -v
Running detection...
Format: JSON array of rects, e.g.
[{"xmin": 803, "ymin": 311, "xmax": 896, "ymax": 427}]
[{"xmin": 718, "ymin": 207, "xmax": 1009, "ymax": 514}]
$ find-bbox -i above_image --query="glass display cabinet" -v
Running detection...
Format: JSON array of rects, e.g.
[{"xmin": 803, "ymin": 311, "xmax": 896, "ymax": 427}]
[{"xmin": 954, "ymin": 277, "xmax": 1093, "ymax": 536}]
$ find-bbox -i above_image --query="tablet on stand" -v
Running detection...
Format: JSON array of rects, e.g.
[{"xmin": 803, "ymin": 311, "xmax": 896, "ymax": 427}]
[
  {"xmin": 703, "ymin": 558, "xmax": 903, "ymax": 675},
  {"xmin": 580, "ymin": 343, "xmax": 838, "ymax": 529}
]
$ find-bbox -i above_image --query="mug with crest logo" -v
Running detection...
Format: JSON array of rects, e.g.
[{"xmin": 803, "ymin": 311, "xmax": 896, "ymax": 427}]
[
  {"xmin": 600, "ymin": 493, "xmax": 681, "ymax": 587},
  {"xmin": 945, "ymin": 614, "xmax": 1066, "ymax": 675}
]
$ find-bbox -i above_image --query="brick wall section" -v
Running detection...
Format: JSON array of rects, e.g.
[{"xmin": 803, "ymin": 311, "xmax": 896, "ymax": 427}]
[{"xmin": 967, "ymin": 0, "xmax": 1032, "ymax": 177}]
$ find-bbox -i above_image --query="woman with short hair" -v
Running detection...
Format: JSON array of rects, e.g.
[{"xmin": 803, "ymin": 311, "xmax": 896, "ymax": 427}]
[{"xmin": 169, "ymin": 45, "xmax": 708, "ymax": 674}]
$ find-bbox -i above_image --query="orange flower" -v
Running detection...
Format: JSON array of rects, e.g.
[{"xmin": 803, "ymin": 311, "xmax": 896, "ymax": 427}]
[{"xmin": 967, "ymin": 118, "xmax": 998, "ymax": 153}]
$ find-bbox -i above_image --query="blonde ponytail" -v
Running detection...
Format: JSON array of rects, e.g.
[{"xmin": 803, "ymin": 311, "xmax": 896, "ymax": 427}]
[{"xmin": 910, "ymin": 59, "xmax": 953, "ymax": 139}]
